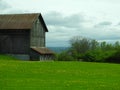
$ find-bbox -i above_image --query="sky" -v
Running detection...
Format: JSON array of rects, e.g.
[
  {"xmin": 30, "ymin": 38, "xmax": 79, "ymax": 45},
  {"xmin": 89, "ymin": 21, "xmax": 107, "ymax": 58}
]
[{"xmin": 1, "ymin": 0, "xmax": 120, "ymax": 47}]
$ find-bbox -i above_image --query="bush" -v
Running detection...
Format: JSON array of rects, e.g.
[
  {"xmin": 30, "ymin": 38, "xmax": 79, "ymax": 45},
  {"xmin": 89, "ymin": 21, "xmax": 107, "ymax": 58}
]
[
  {"xmin": 82, "ymin": 50, "xmax": 116, "ymax": 62},
  {"xmin": 56, "ymin": 52, "xmax": 75, "ymax": 61},
  {"xmin": 106, "ymin": 50, "xmax": 120, "ymax": 63}
]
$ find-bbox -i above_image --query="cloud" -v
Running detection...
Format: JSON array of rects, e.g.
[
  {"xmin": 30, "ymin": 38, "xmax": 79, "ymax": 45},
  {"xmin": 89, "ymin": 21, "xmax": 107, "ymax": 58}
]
[
  {"xmin": 44, "ymin": 12, "xmax": 85, "ymax": 28},
  {"xmin": 44, "ymin": 12, "xmax": 87, "ymax": 46},
  {"xmin": 2, "ymin": 9, "xmax": 29, "ymax": 14},
  {"xmin": 0, "ymin": 0, "xmax": 10, "ymax": 10},
  {"xmin": 0, "ymin": 0, "xmax": 28, "ymax": 14},
  {"xmin": 44, "ymin": 13, "xmax": 87, "ymax": 46},
  {"xmin": 117, "ymin": 22, "xmax": 120, "ymax": 26},
  {"xmin": 79, "ymin": 25, "xmax": 120, "ymax": 43},
  {"xmin": 44, "ymin": 12, "xmax": 120, "ymax": 47},
  {"xmin": 99, "ymin": 21, "xmax": 112, "ymax": 25},
  {"xmin": 94, "ymin": 21, "xmax": 112, "ymax": 28}
]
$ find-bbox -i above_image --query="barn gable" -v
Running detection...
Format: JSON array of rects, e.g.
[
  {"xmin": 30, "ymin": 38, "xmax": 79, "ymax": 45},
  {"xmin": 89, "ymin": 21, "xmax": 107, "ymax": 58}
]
[{"xmin": 0, "ymin": 13, "xmax": 54, "ymax": 60}]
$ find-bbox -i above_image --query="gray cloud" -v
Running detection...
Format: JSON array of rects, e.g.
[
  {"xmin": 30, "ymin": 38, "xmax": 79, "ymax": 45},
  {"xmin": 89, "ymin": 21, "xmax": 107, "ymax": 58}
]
[
  {"xmin": 0, "ymin": 0, "xmax": 10, "ymax": 10},
  {"xmin": 117, "ymin": 22, "xmax": 120, "ymax": 26},
  {"xmin": 44, "ymin": 12, "xmax": 85, "ymax": 28},
  {"xmin": 44, "ymin": 12, "xmax": 120, "ymax": 47},
  {"xmin": 44, "ymin": 12, "xmax": 86, "ymax": 46},
  {"xmin": 2, "ymin": 9, "xmax": 29, "ymax": 14},
  {"xmin": 0, "ymin": 0, "xmax": 28, "ymax": 14},
  {"xmin": 99, "ymin": 21, "xmax": 112, "ymax": 26},
  {"xmin": 94, "ymin": 21, "xmax": 112, "ymax": 28},
  {"xmin": 78, "ymin": 27, "xmax": 120, "ymax": 42}
]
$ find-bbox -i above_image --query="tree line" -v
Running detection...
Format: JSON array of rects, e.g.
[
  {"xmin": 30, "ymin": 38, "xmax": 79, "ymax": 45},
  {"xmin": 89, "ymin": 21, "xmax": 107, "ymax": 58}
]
[{"xmin": 56, "ymin": 36, "xmax": 120, "ymax": 63}]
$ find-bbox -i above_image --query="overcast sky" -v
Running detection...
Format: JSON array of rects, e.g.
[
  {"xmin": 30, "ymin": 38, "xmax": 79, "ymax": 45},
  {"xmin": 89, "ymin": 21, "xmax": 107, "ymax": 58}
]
[{"xmin": 1, "ymin": 0, "xmax": 120, "ymax": 47}]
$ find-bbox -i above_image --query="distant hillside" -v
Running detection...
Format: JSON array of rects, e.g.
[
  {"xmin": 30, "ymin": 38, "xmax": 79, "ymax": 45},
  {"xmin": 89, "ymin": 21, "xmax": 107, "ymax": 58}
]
[{"xmin": 47, "ymin": 47, "xmax": 69, "ymax": 53}]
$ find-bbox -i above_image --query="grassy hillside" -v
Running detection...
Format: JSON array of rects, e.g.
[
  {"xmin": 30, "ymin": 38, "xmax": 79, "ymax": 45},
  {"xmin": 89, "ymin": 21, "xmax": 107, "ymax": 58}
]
[{"xmin": 0, "ymin": 59, "xmax": 120, "ymax": 89}]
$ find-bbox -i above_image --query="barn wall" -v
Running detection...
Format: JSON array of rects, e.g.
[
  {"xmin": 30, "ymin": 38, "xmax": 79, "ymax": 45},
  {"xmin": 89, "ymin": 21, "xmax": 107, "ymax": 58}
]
[
  {"xmin": 30, "ymin": 18, "xmax": 45, "ymax": 47},
  {"xmin": 0, "ymin": 30, "xmax": 30, "ymax": 54},
  {"xmin": 39, "ymin": 54, "xmax": 55, "ymax": 61},
  {"xmin": 9, "ymin": 54, "xmax": 30, "ymax": 60}
]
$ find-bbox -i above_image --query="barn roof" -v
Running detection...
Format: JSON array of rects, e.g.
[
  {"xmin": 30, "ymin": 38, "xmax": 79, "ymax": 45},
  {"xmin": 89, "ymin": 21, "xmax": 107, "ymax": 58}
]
[
  {"xmin": 0, "ymin": 13, "xmax": 48, "ymax": 32},
  {"xmin": 31, "ymin": 47, "xmax": 54, "ymax": 55}
]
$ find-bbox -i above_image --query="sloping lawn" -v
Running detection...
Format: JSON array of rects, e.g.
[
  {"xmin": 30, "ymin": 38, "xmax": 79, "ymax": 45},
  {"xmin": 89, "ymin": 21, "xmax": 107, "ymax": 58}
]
[{"xmin": 0, "ymin": 57, "xmax": 120, "ymax": 90}]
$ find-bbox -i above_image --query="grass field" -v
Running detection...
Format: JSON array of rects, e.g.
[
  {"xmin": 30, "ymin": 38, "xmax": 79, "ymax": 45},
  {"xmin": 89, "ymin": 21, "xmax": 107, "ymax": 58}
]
[{"xmin": 0, "ymin": 56, "xmax": 120, "ymax": 90}]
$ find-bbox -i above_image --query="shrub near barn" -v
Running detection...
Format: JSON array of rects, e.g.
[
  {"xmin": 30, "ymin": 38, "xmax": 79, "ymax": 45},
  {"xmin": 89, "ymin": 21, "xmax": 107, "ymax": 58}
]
[{"xmin": 56, "ymin": 51, "xmax": 74, "ymax": 61}]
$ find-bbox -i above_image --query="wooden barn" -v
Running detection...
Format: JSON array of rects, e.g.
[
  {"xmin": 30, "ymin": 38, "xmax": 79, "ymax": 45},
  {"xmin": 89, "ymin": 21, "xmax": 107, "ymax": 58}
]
[{"xmin": 0, "ymin": 13, "xmax": 54, "ymax": 60}]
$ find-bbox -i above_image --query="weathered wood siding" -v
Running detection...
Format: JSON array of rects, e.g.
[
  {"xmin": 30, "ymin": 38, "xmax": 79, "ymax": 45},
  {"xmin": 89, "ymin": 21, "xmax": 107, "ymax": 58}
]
[
  {"xmin": 30, "ymin": 49, "xmax": 40, "ymax": 61},
  {"xmin": 39, "ymin": 54, "xmax": 54, "ymax": 60},
  {"xmin": 30, "ymin": 49, "xmax": 54, "ymax": 61},
  {"xmin": 0, "ymin": 30, "xmax": 30, "ymax": 54},
  {"xmin": 30, "ymin": 18, "xmax": 45, "ymax": 47}
]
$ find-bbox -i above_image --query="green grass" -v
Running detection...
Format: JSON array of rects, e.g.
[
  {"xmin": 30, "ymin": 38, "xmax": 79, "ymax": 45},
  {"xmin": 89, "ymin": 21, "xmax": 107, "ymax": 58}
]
[
  {"xmin": 0, "ymin": 55, "xmax": 18, "ymax": 61},
  {"xmin": 0, "ymin": 57, "xmax": 120, "ymax": 90}
]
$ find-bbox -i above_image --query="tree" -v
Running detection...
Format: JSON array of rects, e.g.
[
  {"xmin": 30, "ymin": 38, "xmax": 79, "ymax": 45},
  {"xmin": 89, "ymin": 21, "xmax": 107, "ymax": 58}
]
[
  {"xmin": 90, "ymin": 39, "xmax": 99, "ymax": 50},
  {"xmin": 67, "ymin": 36, "xmax": 120, "ymax": 63},
  {"xmin": 69, "ymin": 36, "xmax": 98, "ymax": 54},
  {"xmin": 114, "ymin": 41, "xmax": 120, "ymax": 50}
]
